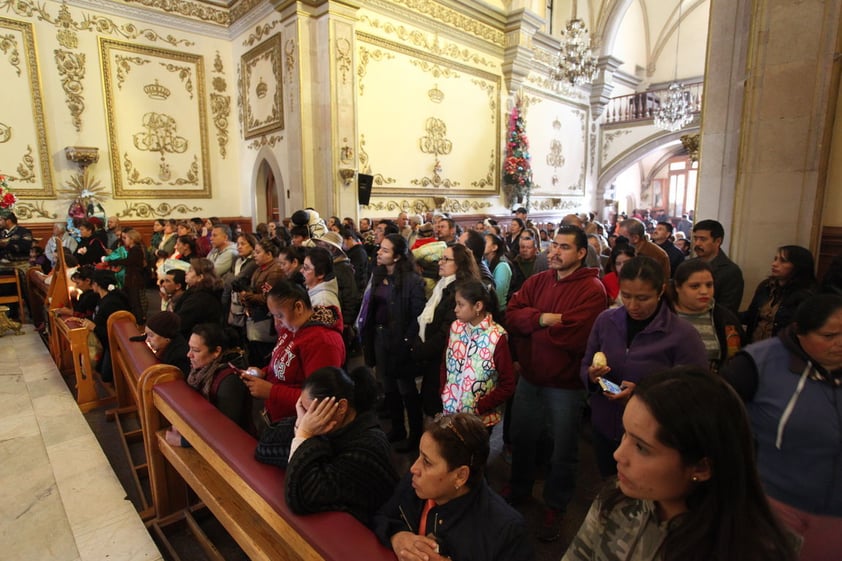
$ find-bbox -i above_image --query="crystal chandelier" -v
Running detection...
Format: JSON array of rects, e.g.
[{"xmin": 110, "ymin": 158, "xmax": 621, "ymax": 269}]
[
  {"xmin": 654, "ymin": 83, "xmax": 693, "ymax": 131},
  {"xmin": 654, "ymin": 2, "xmax": 692, "ymax": 131},
  {"xmin": 550, "ymin": 18, "xmax": 598, "ymax": 87}
]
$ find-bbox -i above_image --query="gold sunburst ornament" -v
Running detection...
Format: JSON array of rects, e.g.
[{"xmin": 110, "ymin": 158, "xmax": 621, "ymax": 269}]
[{"xmin": 58, "ymin": 168, "xmax": 108, "ymax": 210}]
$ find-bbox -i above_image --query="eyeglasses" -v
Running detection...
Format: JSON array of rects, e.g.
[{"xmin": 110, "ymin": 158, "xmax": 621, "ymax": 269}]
[{"xmin": 439, "ymin": 256, "xmax": 455, "ymax": 263}]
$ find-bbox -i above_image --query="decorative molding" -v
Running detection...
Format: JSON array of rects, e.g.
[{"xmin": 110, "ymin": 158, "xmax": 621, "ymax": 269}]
[
  {"xmin": 115, "ymin": 201, "xmax": 203, "ymax": 218},
  {"xmin": 602, "ymin": 128, "xmax": 632, "ymax": 156},
  {"xmin": 362, "ymin": 198, "xmax": 491, "ymax": 214},
  {"xmin": 54, "ymin": 49, "xmax": 86, "ymax": 132},
  {"xmin": 356, "ymin": 44, "xmax": 395, "ymax": 96},
  {"xmin": 14, "ymin": 201, "xmax": 57, "ymax": 220},
  {"xmin": 471, "ymin": 78, "xmax": 496, "ymax": 122},
  {"xmin": 336, "ymin": 37, "xmax": 352, "ymax": 85},
  {"xmin": 358, "ymin": 134, "xmax": 397, "ymax": 185},
  {"xmin": 531, "ymin": 198, "xmax": 582, "ymax": 211},
  {"xmin": 120, "ymin": 0, "xmax": 228, "ymax": 26},
  {"xmin": 470, "ymin": 151, "xmax": 495, "ymax": 188},
  {"xmin": 284, "ymin": 39, "xmax": 295, "ymax": 111},
  {"xmin": 246, "ymin": 135, "xmax": 282, "ymax": 150},
  {"xmin": 358, "ymin": 16, "xmax": 497, "ymax": 69},
  {"xmin": 410, "ymin": 58, "xmax": 460, "ymax": 79},
  {"xmin": 0, "ymin": 17, "xmax": 53, "ymax": 197},
  {"xmin": 242, "ymin": 20, "xmax": 281, "ymax": 47},
  {"xmin": 681, "ymin": 133, "xmax": 700, "ymax": 162},
  {"xmin": 241, "ymin": 33, "xmax": 283, "ymax": 139},
  {"xmin": 0, "ymin": 0, "xmax": 194, "ymax": 47},
  {"xmin": 210, "ymin": 77, "xmax": 230, "ymax": 159},
  {"xmin": 589, "ymin": 123, "xmax": 597, "ymax": 175},
  {"xmin": 568, "ymin": 110, "xmax": 586, "ymax": 196},
  {"xmin": 365, "ymin": 0, "xmax": 504, "ymax": 47},
  {"xmin": 101, "ymin": 38, "xmax": 210, "ymax": 198}
]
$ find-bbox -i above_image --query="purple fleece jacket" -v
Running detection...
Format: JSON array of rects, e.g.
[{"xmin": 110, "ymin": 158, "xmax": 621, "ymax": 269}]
[{"xmin": 580, "ymin": 302, "xmax": 708, "ymax": 440}]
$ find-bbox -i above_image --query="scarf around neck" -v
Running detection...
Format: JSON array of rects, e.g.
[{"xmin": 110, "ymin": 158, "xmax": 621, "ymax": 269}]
[
  {"xmin": 187, "ymin": 355, "xmax": 224, "ymax": 398},
  {"xmin": 418, "ymin": 274, "xmax": 455, "ymax": 342}
]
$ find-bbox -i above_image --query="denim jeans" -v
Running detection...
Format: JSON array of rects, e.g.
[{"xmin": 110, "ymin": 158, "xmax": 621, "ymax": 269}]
[{"xmin": 509, "ymin": 377, "xmax": 585, "ymax": 511}]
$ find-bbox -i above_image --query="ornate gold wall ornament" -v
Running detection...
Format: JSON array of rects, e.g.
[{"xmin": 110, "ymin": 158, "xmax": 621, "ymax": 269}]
[
  {"xmin": 160, "ymin": 63, "xmax": 194, "ymax": 98},
  {"xmin": 602, "ymin": 128, "xmax": 633, "ymax": 157},
  {"xmin": 6, "ymin": 145, "xmax": 36, "ymax": 183},
  {"xmin": 336, "ymin": 37, "xmax": 352, "ymax": 85},
  {"xmin": 356, "ymin": 45, "xmax": 394, "ymax": 96},
  {"xmin": 210, "ymin": 93, "xmax": 230, "ymax": 158},
  {"xmin": 243, "ymin": 21, "xmax": 281, "ymax": 47},
  {"xmin": 255, "ymin": 76, "xmax": 267, "ymax": 98},
  {"xmin": 246, "ymin": 135, "xmax": 282, "ymax": 150},
  {"xmin": 471, "ymin": 78, "xmax": 496, "ymax": 121},
  {"xmin": 284, "ymin": 39, "xmax": 295, "ymax": 111},
  {"xmin": 411, "ymin": 171, "xmax": 460, "ymax": 189},
  {"xmin": 241, "ymin": 34, "xmax": 283, "ymax": 139},
  {"xmin": 57, "ymin": 168, "xmax": 107, "ymax": 206},
  {"xmin": 681, "ymin": 133, "xmax": 700, "ymax": 162},
  {"xmin": 0, "ymin": 33, "xmax": 20, "ymax": 76},
  {"xmin": 418, "ymin": 117, "xmax": 453, "ymax": 157},
  {"xmin": 0, "ymin": 123, "xmax": 9, "ymax": 143},
  {"xmin": 362, "ymin": 199, "xmax": 430, "ymax": 214},
  {"xmin": 428, "ymin": 83, "xmax": 444, "ymax": 103},
  {"xmin": 532, "ymin": 198, "xmax": 581, "ymax": 211},
  {"xmin": 358, "ymin": 134, "xmax": 397, "ymax": 185},
  {"xmin": 410, "ymin": 59, "xmax": 460, "ymax": 79},
  {"xmin": 589, "ymin": 123, "xmax": 597, "ymax": 175},
  {"xmin": 366, "ymin": 0, "xmax": 504, "ymax": 47},
  {"xmin": 358, "ymin": 16, "xmax": 497, "ymax": 69},
  {"xmin": 144, "ymin": 78, "xmax": 171, "ymax": 100},
  {"xmin": 115, "ymin": 55, "xmax": 151, "ymax": 90},
  {"xmin": 213, "ymin": 51, "xmax": 223, "ymax": 73},
  {"xmin": 0, "ymin": 0, "xmax": 193, "ymax": 46},
  {"xmin": 13, "ymin": 201, "xmax": 57, "ymax": 220},
  {"xmin": 101, "ymin": 39, "xmax": 210, "ymax": 198},
  {"xmin": 116, "ymin": 201, "xmax": 202, "ymax": 218},
  {"xmin": 54, "ymin": 49, "xmax": 86, "ymax": 132},
  {"xmin": 120, "ymin": 0, "xmax": 229, "ymax": 26},
  {"xmin": 440, "ymin": 198, "xmax": 492, "ymax": 213},
  {"xmin": 469, "ymin": 152, "xmax": 495, "ymax": 189}
]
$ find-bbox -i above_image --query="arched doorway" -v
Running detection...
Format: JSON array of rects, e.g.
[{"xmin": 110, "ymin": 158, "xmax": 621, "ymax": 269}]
[{"xmin": 251, "ymin": 150, "xmax": 283, "ymax": 226}]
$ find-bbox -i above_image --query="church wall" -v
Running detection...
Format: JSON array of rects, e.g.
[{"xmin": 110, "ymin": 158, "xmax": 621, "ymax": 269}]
[{"xmin": 0, "ymin": 0, "xmax": 245, "ymax": 224}]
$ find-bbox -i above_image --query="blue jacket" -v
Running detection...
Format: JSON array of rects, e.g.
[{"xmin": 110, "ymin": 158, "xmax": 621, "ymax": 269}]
[
  {"xmin": 728, "ymin": 334, "xmax": 842, "ymax": 516},
  {"xmin": 581, "ymin": 302, "xmax": 708, "ymax": 440}
]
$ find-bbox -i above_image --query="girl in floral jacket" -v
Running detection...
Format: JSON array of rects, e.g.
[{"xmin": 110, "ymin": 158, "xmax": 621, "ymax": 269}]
[{"xmin": 440, "ymin": 280, "xmax": 515, "ymax": 427}]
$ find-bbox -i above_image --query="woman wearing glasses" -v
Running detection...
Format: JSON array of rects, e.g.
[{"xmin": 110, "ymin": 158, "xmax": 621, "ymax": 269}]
[{"xmin": 374, "ymin": 413, "xmax": 533, "ymax": 561}]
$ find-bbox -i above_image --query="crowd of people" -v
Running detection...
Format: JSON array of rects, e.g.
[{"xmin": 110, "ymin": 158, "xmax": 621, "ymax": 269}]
[{"xmin": 28, "ymin": 205, "xmax": 841, "ymax": 561}]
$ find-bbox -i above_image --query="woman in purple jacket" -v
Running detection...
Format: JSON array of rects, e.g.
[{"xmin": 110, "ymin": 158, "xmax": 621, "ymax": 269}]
[{"xmin": 581, "ymin": 255, "xmax": 707, "ymax": 477}]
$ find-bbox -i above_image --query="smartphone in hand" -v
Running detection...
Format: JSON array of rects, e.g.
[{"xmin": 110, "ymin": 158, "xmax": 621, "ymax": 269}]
[{"xmin": 597, "ymin": 377, "xmax": 623, "ymax": 395}]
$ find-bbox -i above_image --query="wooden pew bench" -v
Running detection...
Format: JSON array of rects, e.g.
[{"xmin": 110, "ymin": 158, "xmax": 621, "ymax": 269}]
[
  {"xmin": 106, "ymin": 310, "xmax": 183, "ymax": 521},
  {"xmin": 144, "ymin": 379, "xmax": 395, "ymax": 561}
]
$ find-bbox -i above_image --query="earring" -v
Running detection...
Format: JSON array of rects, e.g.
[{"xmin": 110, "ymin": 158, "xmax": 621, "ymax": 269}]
[{"xmin": 691, "ymin": 476, "xmax": 699, "ymax": 482}]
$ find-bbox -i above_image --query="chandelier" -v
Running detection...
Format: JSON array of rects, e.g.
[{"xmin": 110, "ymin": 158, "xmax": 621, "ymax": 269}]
[
  {"xmin": 550, "ymin": 18, "xmax": 598, "ymax": 87},
  {"xmin": 654, "ymin": 2, "xmax": 692, "ymax": 131},
  {"xmin": 654, "ymin": 83, "xmax": 693, "ymax": 131}
]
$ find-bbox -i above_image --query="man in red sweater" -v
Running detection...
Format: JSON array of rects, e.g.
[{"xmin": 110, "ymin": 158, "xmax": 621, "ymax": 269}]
[{"xmin": 505, "ymin": 225, "xmax": 607, "ymax": 542}]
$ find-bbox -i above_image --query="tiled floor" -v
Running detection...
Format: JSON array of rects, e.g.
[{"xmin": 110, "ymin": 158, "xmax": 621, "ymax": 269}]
[{"xmin": 0, "ymin": 326, "xmax": 162, "ymax": 561}]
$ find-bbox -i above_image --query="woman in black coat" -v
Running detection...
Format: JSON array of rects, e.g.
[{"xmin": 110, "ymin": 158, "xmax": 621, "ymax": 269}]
[
  {"xmin": 740, "ymin": 245, "xmax": 817, "ymax": 343},
  {"xmin": 414, "ymin": 244, "xmax": 481, "ymax": 419},
  {"xmin": 174, "ymin": 258, "xmax": 223, "ymax": 338},
  {"xmin": 374, "ymin": 413, "xmax": 533, "ymax": 561},
  {"xmin": 358, "ymin": 234, "xmax": 425, "ymax": 449}
]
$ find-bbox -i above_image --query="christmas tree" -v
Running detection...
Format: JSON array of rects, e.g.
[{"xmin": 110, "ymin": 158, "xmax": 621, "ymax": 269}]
[{"xmin": 503, "ymin": 98, "xmax": 533, "ymax": 208}]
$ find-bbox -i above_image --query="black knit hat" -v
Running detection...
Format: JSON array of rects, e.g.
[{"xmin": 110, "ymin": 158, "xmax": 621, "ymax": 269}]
[
  {"xmin": 146, "ymin": 312, "xmax": 181, "ymax": 340},
  {"xmin": 91, "ymin": 269, "xmax": 117, "ymax": 288}
]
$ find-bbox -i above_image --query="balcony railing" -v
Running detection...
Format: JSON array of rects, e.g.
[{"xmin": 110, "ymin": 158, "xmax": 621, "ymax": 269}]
[{"xmin": 604, "ymin": 82, "xmax": 704, "ymax": 125}]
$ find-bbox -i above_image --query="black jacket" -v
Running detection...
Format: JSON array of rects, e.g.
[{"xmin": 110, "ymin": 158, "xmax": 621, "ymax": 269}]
[
  {"xmin": 92, "ymin": 290, "xmax": 130, "ymax": 350},
  {"xmin": 374, "ymin": 474, "xmax": 534, "ymax": 561},
  {"xmin": 157, "ymin": 334, "xmax": 190, "ymax": 375},
  {"xmin": 708, "ymin": 251, "xmax": 744, "ymax": 314},
  {"xmin": 740, "ymin": 279, "xmax": 815, "ymax": 343},
  {"xmin": 174, "ymin": 286, "xmax": 223, "ymax": 338},
  {"xmin": 285, "ymin": 410, "xmax": 399, "ymax": 527},
  {"xmin": 360, "ymin": 269, "xmax": 425, "ymax": 375}
]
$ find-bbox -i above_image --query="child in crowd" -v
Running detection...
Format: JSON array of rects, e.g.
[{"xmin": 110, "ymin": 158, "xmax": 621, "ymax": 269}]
[{"xmin": 440, "ymin": 279, "xmax": 515, "ymax": 428}]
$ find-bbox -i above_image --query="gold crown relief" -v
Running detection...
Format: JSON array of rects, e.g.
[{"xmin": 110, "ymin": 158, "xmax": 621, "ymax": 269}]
[
  {"xmin": 428, "ymin": 84, "xmax": 444, "ymax": 103},
  {"xmin": 144, "ymin": 79, "xmax": 171, "ymax": 101},
  {"xmin": 256, "ymin": 77, "xmax": 268, "ymax": 99}
]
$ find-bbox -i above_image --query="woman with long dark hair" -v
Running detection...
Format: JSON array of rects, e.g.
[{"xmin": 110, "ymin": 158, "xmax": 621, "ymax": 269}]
[
  {"xmin": 564, "ymin": 367, "xmax": 796, "ymax": 561},
  {"xmin": 415, "ymin": 244, "xmax": 481, "ymax": 422},
  {"xmin": 484, "ymin": 233, "xmax": 512, "ymax": 311},
  {"xmin": 358, "ymin": 233, "xmax": 425, "ymax": 450},
  {"xmin": 741, "ymin": 245, "xmax": 817, "ymax": 343}
]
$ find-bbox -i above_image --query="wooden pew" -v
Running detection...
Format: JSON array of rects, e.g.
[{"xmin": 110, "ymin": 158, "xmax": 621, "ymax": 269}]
[
  {"xmin": 107, "ymin": 310, "xmax": 183, "ymax": 521},
  {"xmin": 141, "ymin": 379, "xmax": 395, "ymax": 561},
  {"xmin": 46, "ymin": 246, "xmax": 113, "ymax": 412}
]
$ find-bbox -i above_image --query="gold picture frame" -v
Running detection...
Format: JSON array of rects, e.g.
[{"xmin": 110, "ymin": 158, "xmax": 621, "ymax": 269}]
[
  {"xmin": 0, "ymin": 16, "xmax": 55, "ymax": 197},
  {"xmin": 100, "ymin": 38, "xmax": 211, "ymax": 198},
  {"xmin": 241, "ymin": 33, "xmax": 284, "ymax": 139}
]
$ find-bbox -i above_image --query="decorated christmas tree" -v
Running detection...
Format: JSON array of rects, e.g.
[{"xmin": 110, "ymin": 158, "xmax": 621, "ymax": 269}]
[{"xmin": 503, "ymin": 97, "xmax": 533, "ymax": 208}]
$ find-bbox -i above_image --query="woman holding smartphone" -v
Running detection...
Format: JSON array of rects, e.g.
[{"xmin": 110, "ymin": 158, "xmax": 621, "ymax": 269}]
[{"xmin": 581, "ymin": 256, "xmax": 707, "ymax": 477}]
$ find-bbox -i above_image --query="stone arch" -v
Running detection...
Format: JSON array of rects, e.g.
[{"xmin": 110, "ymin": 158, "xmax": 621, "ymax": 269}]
[{"xmin": 250, "ymin": 147, "xmax": 283, "ymax": 225}]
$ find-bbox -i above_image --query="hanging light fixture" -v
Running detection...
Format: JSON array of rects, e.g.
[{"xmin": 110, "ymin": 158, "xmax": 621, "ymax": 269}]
[
  {"xmin": 550, "ymin": 3, "xmax": 598, "ymax": 87},
  {"xmin": 654, "ymin": 2, "xmax": 693, "ymax": 131}
]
